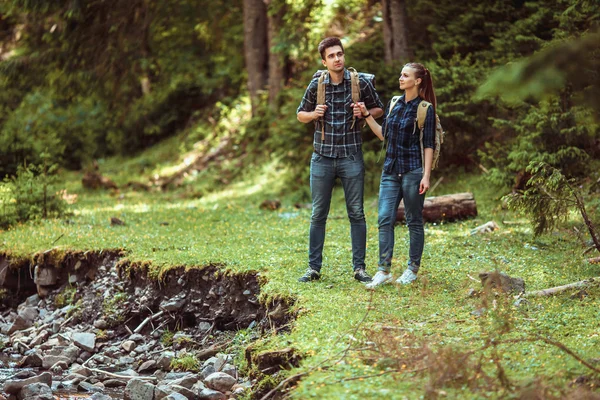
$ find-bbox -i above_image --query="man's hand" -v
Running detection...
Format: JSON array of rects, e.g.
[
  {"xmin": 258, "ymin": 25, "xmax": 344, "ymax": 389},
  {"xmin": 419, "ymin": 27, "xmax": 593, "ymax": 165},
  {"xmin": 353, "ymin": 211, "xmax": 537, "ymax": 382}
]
[{"xmin": 313, "ymin": 105, "xmax": 328, "ymax": 120}]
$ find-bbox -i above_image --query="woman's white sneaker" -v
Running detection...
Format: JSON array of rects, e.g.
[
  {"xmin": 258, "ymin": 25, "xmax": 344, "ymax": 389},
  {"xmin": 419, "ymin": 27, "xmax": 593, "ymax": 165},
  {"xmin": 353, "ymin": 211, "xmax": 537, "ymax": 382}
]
[
  {"xmin": 396, "ymin": 269, "xmax": 417, "ymax": 284},
  {"xmin": 365, "ymin": 271, "xmax": 392, "ymax": 289}
]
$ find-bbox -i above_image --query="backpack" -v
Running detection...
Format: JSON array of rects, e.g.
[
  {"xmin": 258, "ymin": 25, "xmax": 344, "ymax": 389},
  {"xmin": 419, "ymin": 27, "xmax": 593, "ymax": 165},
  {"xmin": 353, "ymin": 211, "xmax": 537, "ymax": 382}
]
[
  {"xmin": 385, "ymin": 96, "xmax": 444, "ymax": 170},
  {"xmin": 313, "ymin": 67, "xmax": 374, "ymax": 141}
]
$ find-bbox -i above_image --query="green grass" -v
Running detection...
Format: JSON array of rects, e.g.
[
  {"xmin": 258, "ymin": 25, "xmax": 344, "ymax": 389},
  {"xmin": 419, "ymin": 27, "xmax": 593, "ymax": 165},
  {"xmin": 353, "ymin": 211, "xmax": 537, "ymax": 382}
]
[{"xmin": 1, "ymin": 156, "xmax": 599, "ymax": 398}]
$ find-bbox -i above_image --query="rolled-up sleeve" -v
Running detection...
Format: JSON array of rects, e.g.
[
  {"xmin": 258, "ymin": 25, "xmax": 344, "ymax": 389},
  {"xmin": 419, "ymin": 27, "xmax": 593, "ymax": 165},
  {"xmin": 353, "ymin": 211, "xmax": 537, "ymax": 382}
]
[
  {"xmin": 423, "ymin": 106, "xmax": 436, "ymax": 149},
  {"xmin": 360, "ymin": 78, "xmax": 384, "ymax": 110},
  {"xmin": 297, "ymin": 80, "xmax": 318, "ymax": 114}
]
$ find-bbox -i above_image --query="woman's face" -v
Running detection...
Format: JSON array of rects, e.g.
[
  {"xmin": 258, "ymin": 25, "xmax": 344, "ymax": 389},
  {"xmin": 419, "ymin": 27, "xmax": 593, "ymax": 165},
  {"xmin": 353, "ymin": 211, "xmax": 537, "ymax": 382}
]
[{"xmin": 399, "ymin": 67, "xmax": 420, "ymax": 91}]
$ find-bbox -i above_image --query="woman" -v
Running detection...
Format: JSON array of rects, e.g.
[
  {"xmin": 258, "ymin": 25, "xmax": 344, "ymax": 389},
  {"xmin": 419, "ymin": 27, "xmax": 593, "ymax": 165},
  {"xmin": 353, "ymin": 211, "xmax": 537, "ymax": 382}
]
[{"xmin": 357, "ymin": 63, "xmax": 436, "ymax": 288}]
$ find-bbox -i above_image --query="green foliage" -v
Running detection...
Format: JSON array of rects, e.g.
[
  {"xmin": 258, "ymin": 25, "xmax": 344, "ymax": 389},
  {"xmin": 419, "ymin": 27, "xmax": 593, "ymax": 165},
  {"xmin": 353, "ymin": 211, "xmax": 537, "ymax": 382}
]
[
  {"xmin": 160, "ymin": 330, "xmax": 175, "ymax": 347},
  {"xmin": 103, "ymin": 292, "xmax": 127, "ymax": 326},
  {"xmin": 54, "ymin": 285, "xmax": 77, "ymax": 308},
  {"xmin": 170, "ymin": 352, "xmax": 200, "ymax": 372},
  {"xmin": 0, "ymin": 154, "xmax": 68, "ymax": 228}
]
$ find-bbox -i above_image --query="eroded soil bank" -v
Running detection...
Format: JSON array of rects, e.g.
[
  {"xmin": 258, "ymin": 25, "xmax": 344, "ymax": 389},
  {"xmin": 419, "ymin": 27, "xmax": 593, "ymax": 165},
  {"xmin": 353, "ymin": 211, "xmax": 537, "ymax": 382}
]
[{"xmin": 0, "ymin": 251, "xmax": 298, "ymax": 400}]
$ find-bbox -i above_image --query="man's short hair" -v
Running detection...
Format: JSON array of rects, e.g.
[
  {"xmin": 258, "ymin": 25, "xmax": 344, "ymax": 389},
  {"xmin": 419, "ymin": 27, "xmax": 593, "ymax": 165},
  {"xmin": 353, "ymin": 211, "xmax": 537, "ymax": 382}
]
[{"xmin": 318, "ymin": 37, "xmax": 344, "ymax": 60}]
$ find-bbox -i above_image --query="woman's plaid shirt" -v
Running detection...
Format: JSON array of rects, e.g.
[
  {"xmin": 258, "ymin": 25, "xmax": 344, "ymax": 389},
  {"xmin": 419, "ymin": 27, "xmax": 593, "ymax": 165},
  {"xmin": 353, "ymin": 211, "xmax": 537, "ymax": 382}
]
[
  {"xmin": 297, "ymin": 69, "xmax": 383, "ymax": 158},
  {"xmin": 381, "ymin": 95, "xmax": 435, "ymax": 175}
]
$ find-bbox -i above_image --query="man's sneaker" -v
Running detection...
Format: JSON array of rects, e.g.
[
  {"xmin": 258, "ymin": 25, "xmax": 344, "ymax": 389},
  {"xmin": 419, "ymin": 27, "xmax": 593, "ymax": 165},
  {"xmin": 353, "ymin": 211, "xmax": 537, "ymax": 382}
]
[
  {"xmin": 354, "ymin": 269, "xmax": 373, "ymax": 283},
  {"xmin": 298, "ymin": 268, "xmax": 320, "ymax": 282},
  {"xmin": 365, "ymin": 271, "xmax": 393, "ymax": 289},
  {"xmin": 396, "ymin": 269, "xmax": 418, "ymax": 284}
]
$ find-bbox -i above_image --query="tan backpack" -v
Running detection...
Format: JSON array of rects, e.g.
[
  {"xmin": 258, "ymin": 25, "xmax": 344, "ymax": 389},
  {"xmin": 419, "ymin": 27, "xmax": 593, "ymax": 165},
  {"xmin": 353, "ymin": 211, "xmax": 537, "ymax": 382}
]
[
  {"xmin": 386, "ymin": 96, "xmax": 444, "ymax": 170},
  {"xmin": 314, "ymin": 67, "xmax": 368, "ymax": 141}
]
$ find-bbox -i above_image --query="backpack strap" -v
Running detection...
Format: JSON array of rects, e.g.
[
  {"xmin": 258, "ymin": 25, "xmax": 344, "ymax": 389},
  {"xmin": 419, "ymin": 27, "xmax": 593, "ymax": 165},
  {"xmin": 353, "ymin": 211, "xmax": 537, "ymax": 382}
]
[
  {"xmin": 377, "ymin": 95, "xmax": 402, "ymax": 162},
  {"xmin": 316, "ymin": 71, "xmax": 327, "ymax": 141},
  {"xmin": 348, "ymin": 67, "xmax": 360, "ymax": 129},
  {"xmin": 417, "ymin": 100, "xmax": 432, "ymax": 169}
]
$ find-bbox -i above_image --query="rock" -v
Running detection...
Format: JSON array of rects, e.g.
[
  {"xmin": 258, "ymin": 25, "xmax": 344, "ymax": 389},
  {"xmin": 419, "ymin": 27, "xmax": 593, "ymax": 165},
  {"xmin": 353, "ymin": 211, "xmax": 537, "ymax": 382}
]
[
  {"xmin": 17, "ymin": 307, "xmax": 39, "ymax": 323},
  {"xmin": 196, "ymin": 388, "xmax": 226, "ymax": 400},
  {"xmin": 42, "ymin": 355, "xmax": 71, "ymax": 370},
  {"xmin": 160, "ymin": 298, "xmax": 185, "ymax": 312},
  {"xmin": 19, "ymin": 382, "xmax": 53, "ymax": 400},
  {"xmin": 124, "ymin": 379, "xmax": 156, "ymax": 400},
  {"xmin": 29, "ymin": 330, "xmax": 50, "ymax": 347},
  {"xmin": 221, "ymin": 364, "xmax": 237, "ymax": 379},
  {"xmin": 51, "ymin": 360, "xmax": 70, "ymax": 372},
  {"xmin": 122, "ymin": 340, "xmax": 137, "ymax": 352},
  {"xmin": 18, "ymin": 353, "xmax": 43, "ymax": 368},
  {"xmin": 191, "ymin": 381, "xmax": 206, "ymax": 394},
  {"xmin": 165, "ymin": 394, "xmax": 187, "ymax": 400},
  {"xmin": 138, "ymin": 360, "xmax": 157, "ymax": 373},
  {"xmin": 70, "ymin": 365, "xmax": 91, "ymax": 377},
  {"xmin": 94, "ymin": 319, "xmax": 108, "ymax": 329},
  {"xmin": 90, "ymin": 394, "xmax": 114, "ymax": 400},
  {"xmin": 129, "ymin": 333, "xmax": 144, "ymax": 342},
  {"xmin": 169, "ymin": 375, "xmax": 197, "ymax": 389},
  {"xmin": 156, "ymin": 352, "xmax": 175, "ymax": 370},
  {"xmin": 104, "ymin": 380, "xmax": 127, "ymax": 388},
  {"xmin": 79, "ymin": 381, "xmax": 103, "ymax": 392},
  {"xmin": 34, "ymin": 265, "xmax": 57, "ymax": 286},
  {"xmin": 25, "ymin": 294, "xmax": 40, "ymax": 307},
  {"xmin": 198, "ymin": 322, "xmax": 212, "ymax": 332},
  {"xmin": 3, "ymin": 372, "xmax": 52, "ymax": 395},
  {"xmin": 204, "ymin": 372, "xmax": 236, "ymax": 393},
  {"xmin": 200, "ymin": 365, "xmax": 216, "ymax": 380},
  {"xmin": 73, "ymin": 332, "xmax": 97, "ymax": 352},
  {"xmin": 7, "ymin": 316, "xmax": 32, "ymax": 334},
  {"xmin": 169, "ymin": 384, "xmax": 195, "ymax": 398},
  {"xmin": 119, "ymin": 356, "xmax": 136, "ymax": 365},
  {"xmin": 154, "ymin": 385, "xmax": 173, "ymax": 400}
]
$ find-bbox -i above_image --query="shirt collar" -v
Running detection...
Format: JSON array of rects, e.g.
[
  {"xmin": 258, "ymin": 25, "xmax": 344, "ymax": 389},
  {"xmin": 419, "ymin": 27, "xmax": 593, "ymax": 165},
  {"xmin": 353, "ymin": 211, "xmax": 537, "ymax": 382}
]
[
  {"xmin": 401, "ymin": 94, "xmax": 422, "ymax": 105},
  {"xmin": 323, "ymin": 69, "xmax": 350, "ymax": 84}
]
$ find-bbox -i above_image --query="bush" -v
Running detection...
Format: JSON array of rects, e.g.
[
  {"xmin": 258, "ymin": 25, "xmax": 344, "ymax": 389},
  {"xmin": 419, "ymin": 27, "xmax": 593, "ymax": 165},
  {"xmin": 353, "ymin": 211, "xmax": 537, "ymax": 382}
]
[{"xmin": 0, "ymin": 155, "xmax": 68, "ymax": 228}]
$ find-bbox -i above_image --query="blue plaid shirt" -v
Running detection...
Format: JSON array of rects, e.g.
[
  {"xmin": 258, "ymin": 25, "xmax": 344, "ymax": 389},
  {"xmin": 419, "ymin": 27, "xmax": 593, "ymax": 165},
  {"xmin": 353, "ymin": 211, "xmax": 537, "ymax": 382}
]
[
  {"xmin": 297, "ymin": 69, "xmax": 384, "ymax": 158},
  {"xmin": 381, "ymin": 95, "xmax": 435, "ymax": 175}
]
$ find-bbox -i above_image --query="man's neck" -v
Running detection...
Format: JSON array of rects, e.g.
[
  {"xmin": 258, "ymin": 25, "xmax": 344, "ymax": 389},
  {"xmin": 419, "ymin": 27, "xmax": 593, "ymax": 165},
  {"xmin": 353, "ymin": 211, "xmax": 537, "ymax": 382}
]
[{"xmin": 328, "ymin": 69, "xmax": 344, "ymax": 84}]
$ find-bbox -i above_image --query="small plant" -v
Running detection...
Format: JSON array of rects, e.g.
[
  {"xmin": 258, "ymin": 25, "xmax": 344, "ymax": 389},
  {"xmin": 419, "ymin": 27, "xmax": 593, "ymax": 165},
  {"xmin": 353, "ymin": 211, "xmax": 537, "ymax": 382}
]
[
  {"xmin": 103, "ymin": 292, "xmax": 128, "ymax": 325},
  {"xmin": 161, "ymin": 330, "xmax": 175, "ymax": 347},
  {"xmin": 170, "ymin": 352, "xmax": 200, "ymax": 372},
  {"xmin": 66, "ymin": 299, "xmax": 84, "ymax": 320},
  {"xmin": 54, "ymin": 285, "xmax": 77, "ymax": 308}
]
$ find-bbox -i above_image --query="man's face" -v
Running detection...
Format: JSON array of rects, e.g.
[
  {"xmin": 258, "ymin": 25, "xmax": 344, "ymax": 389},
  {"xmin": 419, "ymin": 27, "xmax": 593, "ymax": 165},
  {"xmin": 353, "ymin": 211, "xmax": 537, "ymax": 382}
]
[{"xmin": 322, "ymin": 45, "xmax": 345, "ymax": 73}]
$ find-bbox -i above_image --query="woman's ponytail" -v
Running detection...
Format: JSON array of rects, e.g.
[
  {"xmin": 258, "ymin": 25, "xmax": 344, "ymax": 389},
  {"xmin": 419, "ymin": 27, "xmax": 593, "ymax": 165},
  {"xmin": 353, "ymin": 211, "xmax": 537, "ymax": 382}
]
[{"xmin": 405, "ymin": 63, "xmax": 437, "ymax": 114}]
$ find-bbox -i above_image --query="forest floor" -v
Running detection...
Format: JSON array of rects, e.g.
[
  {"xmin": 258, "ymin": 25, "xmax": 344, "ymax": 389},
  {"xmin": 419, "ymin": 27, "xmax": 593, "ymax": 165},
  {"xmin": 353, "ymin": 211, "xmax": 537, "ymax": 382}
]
[{"xmin": 1, "ymin": 148, "xmax": 600, "ymax": 399}]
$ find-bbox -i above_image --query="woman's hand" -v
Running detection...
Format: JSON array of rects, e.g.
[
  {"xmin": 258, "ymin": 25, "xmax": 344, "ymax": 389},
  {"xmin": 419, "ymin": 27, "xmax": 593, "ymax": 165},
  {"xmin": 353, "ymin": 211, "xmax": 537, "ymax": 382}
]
[
  {"xmin": 353, "ymin": 102, "xmax": 369, "ymax": 118},
  {"xmin": 419, "ymin": 176, "xmax": 430, "ymax": 195}
]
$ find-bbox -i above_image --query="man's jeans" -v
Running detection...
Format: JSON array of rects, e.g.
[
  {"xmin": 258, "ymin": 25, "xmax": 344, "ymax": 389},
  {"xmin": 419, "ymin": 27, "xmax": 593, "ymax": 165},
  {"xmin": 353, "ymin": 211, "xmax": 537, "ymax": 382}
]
[
  {"xmin": 309, "ymin": 151, "xmax": 366, "ymax": 272},
  {"xmin": 377, "ymin": 168, "xmax": 425, "ymax": 273}
]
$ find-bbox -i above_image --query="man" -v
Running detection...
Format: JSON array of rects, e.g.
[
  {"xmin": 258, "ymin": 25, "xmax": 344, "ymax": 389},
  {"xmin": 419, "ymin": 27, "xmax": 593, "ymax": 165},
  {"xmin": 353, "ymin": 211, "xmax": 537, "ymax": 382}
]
[{"xmin": 297, "ymin": 37, "xmax": 384, "ymax": 283}]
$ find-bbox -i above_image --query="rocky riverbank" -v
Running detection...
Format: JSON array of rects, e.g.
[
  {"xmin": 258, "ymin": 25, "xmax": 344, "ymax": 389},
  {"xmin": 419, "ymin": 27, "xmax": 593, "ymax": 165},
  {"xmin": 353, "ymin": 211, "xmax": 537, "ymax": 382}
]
[{"xmin": 0, "ymin": 251, "xmax": 296, "ymax": 399}]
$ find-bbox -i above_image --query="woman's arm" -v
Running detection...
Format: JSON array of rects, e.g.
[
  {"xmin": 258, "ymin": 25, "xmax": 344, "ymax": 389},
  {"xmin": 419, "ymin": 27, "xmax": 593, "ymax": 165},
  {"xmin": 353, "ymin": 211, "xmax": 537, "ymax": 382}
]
[
  {"xmin": 420, "ymin": 148, "xmax": 433, "ymax": 195},
  {"xmin": 356, "ymin": 103, "xmax": 384, "ymax": 141}
]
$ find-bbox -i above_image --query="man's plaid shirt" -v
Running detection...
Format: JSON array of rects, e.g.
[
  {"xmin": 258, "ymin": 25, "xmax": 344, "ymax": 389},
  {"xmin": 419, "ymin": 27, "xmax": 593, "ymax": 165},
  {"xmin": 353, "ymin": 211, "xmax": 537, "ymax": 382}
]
[
  {"xmin": 381, "ymin": 95, "xmax": 435, "ymax": 175},
  {"xmin": 297, "ymin": 69, "xmax": 383, "ymax": 158}
]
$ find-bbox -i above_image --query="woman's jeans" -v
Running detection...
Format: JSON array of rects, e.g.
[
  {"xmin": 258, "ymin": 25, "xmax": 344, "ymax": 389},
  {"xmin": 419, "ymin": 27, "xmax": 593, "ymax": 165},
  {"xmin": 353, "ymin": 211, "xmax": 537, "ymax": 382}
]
[
  {"xmin": 309, "ymin": 151, "xmax": 366, "ymax": 272},
  {"xmin": 377, "ymin": 168, "xmax": 425, "ymax": 273}
]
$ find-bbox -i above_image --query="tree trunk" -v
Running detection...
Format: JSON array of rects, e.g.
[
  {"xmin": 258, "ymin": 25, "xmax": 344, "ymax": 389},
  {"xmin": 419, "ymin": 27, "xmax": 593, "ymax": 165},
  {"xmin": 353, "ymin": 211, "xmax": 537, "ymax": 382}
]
[
  {"xmin": 382, "ymin": 0, "xmax": 412, "ymax": 64},
  {"xmin": 243, "ymin": 0, "xmax": 269, "ymax": 115},
  {"xmin": 266, "ymin": 0, "xmax": 286, "ymax": 110},
  {"xmin": 396, "ymin": 192, "xmax": 478, "ymax": 223}
]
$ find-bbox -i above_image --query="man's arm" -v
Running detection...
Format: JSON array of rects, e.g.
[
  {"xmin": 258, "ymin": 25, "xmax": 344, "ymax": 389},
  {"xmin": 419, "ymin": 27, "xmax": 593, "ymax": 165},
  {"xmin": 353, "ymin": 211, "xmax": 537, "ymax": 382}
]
[
  {"xmin": 297, "ymin": 80, "xmax": 322, "ymax": 123},
  {"xmin": 298, "ymin": 105, "xmax": 328, "ymax": 123}
]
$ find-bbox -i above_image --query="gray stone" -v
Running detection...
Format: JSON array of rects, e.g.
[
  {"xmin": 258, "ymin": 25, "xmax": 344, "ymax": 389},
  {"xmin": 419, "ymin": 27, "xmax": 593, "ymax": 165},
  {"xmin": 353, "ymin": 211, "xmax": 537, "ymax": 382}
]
[
  {"xmin": 204, "ymin": 372, "xmax": 236, "ymax": 393},
  {"xmin": 119, "ymin": 356, "xmax": 136, "ymax": 365},
  {"xmin": 79, "ymin": 381, "xmax": 103, "ymax": 392},
  {"xmin": 34, "ymin": 265, "xmax": 57, "ymax": 286},
  {"xmin": 19, "ymin": 382, "xmax": 53, "ymax": 400},
  {"xmin": 104, "ymin": 380, "xmax": 127, "ymax": 388},
  {"xmin": 29, "ymin": 330, "xmax": 50, "ymax": 347},
  {"xmin": 73, "ymin": 332, "xmax": 96, "ymax": 352},
  {"xmin": 169, "ymin": 375, "xmax": 197, "ymax": 389},
  {"xmin": 122, "ymin": 340, "xmax": 137, "ymax": 352},
  {"xmin": 191, "ymin": 381, "xmax": 206, "ymax": 394},
  {"xmin": 70, "ymin": 365, "xmax": 91, "ymax": 377},
  {"xmin": 90, "ymin": 394, "xmax": 114, "ymax": 400},
  {"xmin": 221, "ymin": 364, "xmax": 237, "ymax": 379},
  {"xmin": 197, "ymin": 322, "xmax": 212, "ymax": 332},
  {"xmin": 129, "ymin": 333, "xmax": 144, "ymax": 342},
  {"xmin": 196, "ymin": 388, "xmax": 226, "ymax": 400},
  {"xmin": 156, "ymin": 351, "xmax": 175, "ymax": 370},
  {"xmin": 124, "ymin": 379, "xmax": 155, "ymax": 400},
  {"xmin": 25, "ymin": 294, "xmax": 40, "ymax": 306},
  {"xmin": 42, "ymin": 355, "xmax": 71, "ymax": 369},
  {"xmin": 3, "ymin": 372, "xmax": 52, "ymax": 395},
  {"xmin": 199, "ymin": 365, "xmax": 215, "ymax": 380},
  {"xmin": 17, "ymin": 307, "xmax": 39, "ymax": 323},
  {"xmin": 18, "ymin": 353, "xmax": 43, "ymax": 368},
  {"xmin": 138, "ymin": 360, "xmax": 157, "ymax": 373},
  {"xmin": 94, "ymin": 319, "xmax": 108, "ymax": 329},
  {"xmin": 154, "ymin": 384, "xmax": 173, "ymax": 400},
  {"xmin": 7, "ymin": 316, "xmax": 31, "ymax": 334},
  {"xmin": 160, "ymin": 298, "xmax": 185, "ymax": 312},
  {"xmin": 165, "ymin": 393, "xmax": 188, "ymax": 400},
  {"xmin": 169, "ymin": 384, "xmax": 195, "ymax": 399}
]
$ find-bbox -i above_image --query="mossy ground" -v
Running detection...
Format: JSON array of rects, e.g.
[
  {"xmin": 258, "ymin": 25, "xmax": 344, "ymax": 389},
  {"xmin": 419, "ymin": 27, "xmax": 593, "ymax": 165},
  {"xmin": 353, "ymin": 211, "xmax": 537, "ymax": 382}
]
[{"xmin": 1, "ymin": 148, "xmax": 599, "ymax": 399}]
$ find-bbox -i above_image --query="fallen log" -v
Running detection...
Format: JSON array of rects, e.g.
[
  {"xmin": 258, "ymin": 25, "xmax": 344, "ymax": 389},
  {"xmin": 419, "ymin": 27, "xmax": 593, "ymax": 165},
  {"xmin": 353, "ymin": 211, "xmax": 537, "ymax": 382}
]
[
  {"xmin": 524, "ymin": 277, "xmax": 599, "ymax": 297},
  {"xmin": 396, "ymin": 192, "xmax": 477, "ymax": 223}
]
